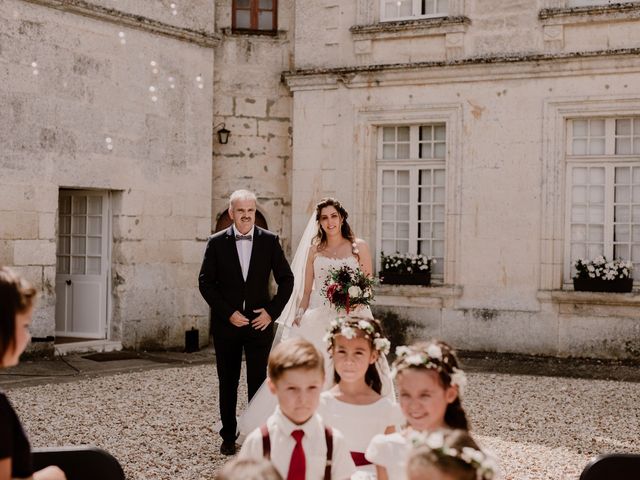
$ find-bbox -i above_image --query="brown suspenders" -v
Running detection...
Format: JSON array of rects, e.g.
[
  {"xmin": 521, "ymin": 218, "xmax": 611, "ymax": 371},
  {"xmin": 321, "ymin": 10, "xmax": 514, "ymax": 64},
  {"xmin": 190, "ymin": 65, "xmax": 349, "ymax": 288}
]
[{"xmin": 261, "ymin": 424, "xmax": 334, "ymax": 480}]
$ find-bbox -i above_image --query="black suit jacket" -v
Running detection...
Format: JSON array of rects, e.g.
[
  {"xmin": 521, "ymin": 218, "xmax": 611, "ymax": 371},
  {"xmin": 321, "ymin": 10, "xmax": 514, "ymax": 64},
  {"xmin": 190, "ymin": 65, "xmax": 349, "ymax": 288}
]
[{"xmin": 198, "ymin": 226, "xmax": 294, "ymax": 327}]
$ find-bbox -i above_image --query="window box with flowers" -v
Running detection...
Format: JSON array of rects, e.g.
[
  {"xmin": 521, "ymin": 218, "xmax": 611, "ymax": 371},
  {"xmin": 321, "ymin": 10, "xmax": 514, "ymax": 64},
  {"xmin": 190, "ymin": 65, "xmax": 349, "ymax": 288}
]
[
  {"xmin": 573, "ymin": 256, "xmax": 634, "ymax": 293},
  {"xmin": 380, "ymin": 252, "xmax": 435, "ymax": 286}
]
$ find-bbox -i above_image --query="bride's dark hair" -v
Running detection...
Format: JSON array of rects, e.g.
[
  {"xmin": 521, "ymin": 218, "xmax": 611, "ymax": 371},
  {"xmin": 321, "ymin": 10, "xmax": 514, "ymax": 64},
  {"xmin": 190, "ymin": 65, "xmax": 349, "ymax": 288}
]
[{"xmin": 313, "ymin": 198, "xmax": 355, "ymax": 250}]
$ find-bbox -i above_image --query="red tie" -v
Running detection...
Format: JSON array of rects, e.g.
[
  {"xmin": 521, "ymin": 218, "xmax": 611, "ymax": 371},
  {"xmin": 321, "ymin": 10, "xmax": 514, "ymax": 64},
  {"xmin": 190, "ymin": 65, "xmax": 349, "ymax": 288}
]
[{"xmin": 287, "ymin": 429, "xmax": 306, "ymax": 480}]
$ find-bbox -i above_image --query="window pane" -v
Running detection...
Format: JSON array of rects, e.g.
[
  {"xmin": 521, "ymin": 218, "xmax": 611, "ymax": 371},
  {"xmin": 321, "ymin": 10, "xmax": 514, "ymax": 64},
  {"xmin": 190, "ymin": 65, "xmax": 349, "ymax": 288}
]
[
  {"xmin": 572, "ymin": 206, "xmax": 586, "ymax": 223},
  {"xmin": 397, "ymin": 170, "xmax": 410, "ymax": 185},
  {"xmin": 571, "ymin": 225, "xmax": 586, "ymax": 241},
  {"xmin": 589, "ymin": 186, "xmax": 604, "ymax": 203},
  {"xmin": 88, "ymin": 216, "xmax": 102, "ymax": 236},
  {"xmin": 259, "ymin": 0, "xmax": 273, "ymax": 8},
  {"xmin": 573, "ymin": 139, "xmax": 587, "ymax": 155},
  {"xmin": 590, "ymin": 168, "xmax": 605, "ymax": 183},
  {"xmin": 72, "ymin": 196, "xmax": 86, "ymax": 214},
  {"xmin": 397, "ymin": 188, "xmax": 410, "ymax": 203},
  {"xmin": 397, "ymin": 205, "xmax": 410, "ymax": 221},
  {"xmin": 590, "ymin": 138, "xmax": 605, "ymax": 155},
  {"xmin": 572, "ymin": 167, "xmax": 587, "ymax": 184},
  {"xmin": 615, "ymin": 186, "xmax": 630, "ymax": 203},
  {"xmin": 57, "ymin": 237, "xmax": 70, "ymax": 255},
  {"xmin": 433, "ymin": 222, "xmax": 445, "ymax": 238},
  {"xmin": 615, "ymin": 205, "xmax": 630, "ymax": 222},
  {"xmin": 588, "ymin": 225, "xmax": 604, "ymax": 242},
  {"xmin": 616, "ymin": 138, "xmax": 632, "ymax": 155},
  {"xmin": 382, "ymin": 205, "xmax": 394, "ymax": 220},
  {"xmin": 236, "ymin": 0, "xmax": 250, "ymax": 7},
  {"xmin": 382, "ymin": 240, "xmax": 394, "ymax": 253},
  {"xmin": 616, "ymin": 119, "xmax": 631, "ymax": 135},
  {"xmin": 397, "ymin": 143, "xmax": 410, "ymax": 159},
  {"xmin": 72, "ymin": 216, "xmax": 86, "ymax": 235},
  {"xmin": 59, "ymin": 196, "xmax": 71, "ymax": 214},
  {"xmin": 397, "ymin": 127, "xmax": 410, "ymax": 141},
  {"xmin": 87, "ymin": 257, "xmax": 101, "ymax": 275},
  {"xmin": 382, "ymin": 222, "xmax": 394, "ymax": 238},
  {"xmin": 71, "ymin": 236, "xmax": 86, "ymax": 255},
  {"xmin": 633, "ymin": 225, "xmax": 640, "ymax": 242},
  {"xmin": 383, "ymin": 144, "xmax": 395, "ymax": 159},
  {"xmin": 396, "ymin": 240, "xmax": 409, "ymax": 253},
  {"xmin": 587, "ymin": 244, "xmax": 603, "ymax": 258},
  {"xmin": 572, "ymin": 186, "xmax": 587, "ymax": 203},
  {"xmin": 87, "ymin": 237, "xmax": 101, "ymax": 256},
  {"xmin": 615, "ymin": 244, "xmax": 630, "ymax": 260},
  {"xmin": 396, "ymin": 223, "xmax": 409, "ymax": 238},
  {"xmin": 87, "ymin": 196, "xmax": 102, "ymax": 215},
  {"xmin": 72, "ymin": 257, "xmax": 85, "ymax": 275},
  {"xmin": 258, "ymin": 11, "xmax": 273, "ymax": 30},
  {"xmin": 434, "ymin": 186, "xmax": 445, "ymax": 203},
  {"xmin": 57, "ymin": 256, "xmax": 70, "ymax": 274},
  {"xmin": 573, "ymin": 120, "xmax": 588, "ymax": 137},
  {"xmin": 434, "ymin": 205, "xmax": 445, "ymax": 221},
  {"xmin": 382, "ymin": 188, "xmax": 394, "ymax": 202},
  {"xmin": 434, "ymin": 125, "xmax": 446, "ymax": 141},
  {"xmin": 420, "ymin": 125, "xmax": 433, "ymax": 141},
  {"xmin": 59, "ymin": 216, "xmax": 71, "ymax": 235},
  {"xmin": 236, "ymin": 10, "xmax": 250, "ymax": 29},
  {"xmin": 571, "ymin": 243, "xmax": 586, "ymax": 260},
  {"xmin": 588, "ymin": 206, "xmax": 604, "ymax": 223},
  {"xmin": 382, "ymin": 127, "xmax": 395, "ymax": 142},
  {"xmin": 382, "ymin": 170, "xmax": 395, "ymax": 185},
  {"xmin": 434, "ymin": 143, "xmax": 446, "ymax": 158},
  {"xmin": 419, "ymin": 223, "xmax": 431, "ymax": 238},
  {"xmin": 615, "ymin": 224, "xmax": 630, "ymax": 242},
  {"xmin": 434, "ymin": 169, "xmax": 445, "ymax": 185}
]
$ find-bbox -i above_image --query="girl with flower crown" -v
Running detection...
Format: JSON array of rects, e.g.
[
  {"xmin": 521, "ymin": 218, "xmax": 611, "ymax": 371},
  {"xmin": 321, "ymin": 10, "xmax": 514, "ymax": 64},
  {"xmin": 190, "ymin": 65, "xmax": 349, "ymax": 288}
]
[
  {"xmin": 406, "ymin": 429, "xmax": 497, "ymax": 480},
  {"xmin": 365, "ymin": 340, "xmax": 471, "ymax": 480},
  {"xmin": 317, "ymin": 316, "xmax": 403, "ymax": 479}
]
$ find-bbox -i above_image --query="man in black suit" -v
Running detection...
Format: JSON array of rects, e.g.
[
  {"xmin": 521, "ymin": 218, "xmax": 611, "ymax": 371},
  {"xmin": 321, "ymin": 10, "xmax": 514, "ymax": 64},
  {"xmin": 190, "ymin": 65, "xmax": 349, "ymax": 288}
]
[{"xmin": 199, "ymin": 190, "xmax": 294, "ymax": 455}]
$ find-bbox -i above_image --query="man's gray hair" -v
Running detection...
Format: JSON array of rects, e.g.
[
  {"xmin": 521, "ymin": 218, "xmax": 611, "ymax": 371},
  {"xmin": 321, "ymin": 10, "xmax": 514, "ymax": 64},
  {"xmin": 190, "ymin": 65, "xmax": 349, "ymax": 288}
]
[{"xmin": 229, "ymin": 189, "xmax": 257, "ymax": 208}]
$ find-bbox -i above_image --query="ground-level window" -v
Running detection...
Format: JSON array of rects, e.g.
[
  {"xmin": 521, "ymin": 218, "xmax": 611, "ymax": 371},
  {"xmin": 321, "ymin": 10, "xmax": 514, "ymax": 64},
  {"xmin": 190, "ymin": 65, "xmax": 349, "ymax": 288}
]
[
  {"xmin": 565, "ymin": 117, "xmax": 640, "ymax": 281},
  {"xmin": 233, "ymin": 0, "xmax": 277, "ymax": 32},
  {"xmin": 377, "ymin": 124, "xmax": 446, "ymax": 276},
  {"xmin": 380, "ymin": 0, "xmax": 448, "ymax": 22}
]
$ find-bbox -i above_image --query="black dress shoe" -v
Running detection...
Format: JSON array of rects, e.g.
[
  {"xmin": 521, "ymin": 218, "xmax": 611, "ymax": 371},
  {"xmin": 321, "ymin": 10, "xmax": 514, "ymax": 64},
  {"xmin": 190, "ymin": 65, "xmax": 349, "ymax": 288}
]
[{"xmin": 220, "ymin": 441, "xmax": 237, "ymax": 456}]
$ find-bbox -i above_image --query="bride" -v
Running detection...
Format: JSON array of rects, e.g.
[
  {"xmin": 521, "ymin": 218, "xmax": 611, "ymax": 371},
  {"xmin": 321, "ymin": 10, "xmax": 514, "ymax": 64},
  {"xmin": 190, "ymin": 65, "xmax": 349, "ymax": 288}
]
[{"xmin": 238, "ymin": 198, "xmax": 394, "ymax": 438}]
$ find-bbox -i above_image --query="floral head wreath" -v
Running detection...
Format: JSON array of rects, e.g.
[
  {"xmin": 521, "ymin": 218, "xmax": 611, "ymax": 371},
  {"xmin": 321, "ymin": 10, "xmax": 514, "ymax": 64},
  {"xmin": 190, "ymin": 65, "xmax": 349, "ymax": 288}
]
[
  {"xmin": 323, "ymin": 316, "xmax": 391, "ymax": 355},
  {"xmin": 392, "ymin": 343, "xmax": 468, "ymax": 395},
  {"xmin": 410, "ymin": 431, "xmax": 497, "ymax": 480}
]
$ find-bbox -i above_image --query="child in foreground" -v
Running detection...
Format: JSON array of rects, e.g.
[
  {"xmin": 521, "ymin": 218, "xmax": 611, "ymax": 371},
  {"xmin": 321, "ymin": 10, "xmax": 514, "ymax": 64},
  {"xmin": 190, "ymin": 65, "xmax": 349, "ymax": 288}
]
[
  {"xmin": 365, "ymin": 340, "xmax": 470, "ymax": 480},
  {"xmin": 238, "ymin": 337, "xmax": 356, "ymax": 479},
  {"xmin": 406, "ymin": 429, "xmax": 497, "ymax": 480},
  {"xmin": 318, "ymin": 316, "xmax": 402, "ymax": 478}
]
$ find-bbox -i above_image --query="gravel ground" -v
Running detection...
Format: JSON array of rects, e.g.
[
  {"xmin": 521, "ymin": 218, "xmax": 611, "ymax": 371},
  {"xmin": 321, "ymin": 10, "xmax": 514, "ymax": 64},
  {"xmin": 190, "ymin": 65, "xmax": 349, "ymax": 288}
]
[{"xmin": 5, "ymin": 365, "xmax": 639, "ymax": 480}]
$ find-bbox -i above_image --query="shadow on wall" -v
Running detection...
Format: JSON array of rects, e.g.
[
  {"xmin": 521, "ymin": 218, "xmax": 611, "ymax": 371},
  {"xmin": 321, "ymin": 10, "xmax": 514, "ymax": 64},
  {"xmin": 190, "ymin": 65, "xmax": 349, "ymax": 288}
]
[{"xmin": 372, "ymin": 308, "xmax": 422, "ymax": 362}]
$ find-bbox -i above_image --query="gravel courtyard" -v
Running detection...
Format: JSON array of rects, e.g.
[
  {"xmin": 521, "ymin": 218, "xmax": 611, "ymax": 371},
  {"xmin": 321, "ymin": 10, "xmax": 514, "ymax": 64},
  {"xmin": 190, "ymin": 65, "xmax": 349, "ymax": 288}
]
[{"xmin": 5, "ymin": 364, "xmax": 639, "ymax": 480}]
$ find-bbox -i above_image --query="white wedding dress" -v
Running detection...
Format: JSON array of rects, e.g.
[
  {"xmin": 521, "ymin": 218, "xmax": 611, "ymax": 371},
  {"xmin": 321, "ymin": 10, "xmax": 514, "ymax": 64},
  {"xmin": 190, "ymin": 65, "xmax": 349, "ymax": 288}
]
[{"xmin": 237, "ymin": 253, "xmax": 395, "ymax": 439}]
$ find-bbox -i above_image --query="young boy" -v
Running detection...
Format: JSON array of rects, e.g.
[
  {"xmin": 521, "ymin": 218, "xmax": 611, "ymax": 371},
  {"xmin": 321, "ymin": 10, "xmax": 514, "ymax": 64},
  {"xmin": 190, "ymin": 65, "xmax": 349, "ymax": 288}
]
[{"xmin": 238, "ymin": 338, "xmax": 356, "ymax": 480}]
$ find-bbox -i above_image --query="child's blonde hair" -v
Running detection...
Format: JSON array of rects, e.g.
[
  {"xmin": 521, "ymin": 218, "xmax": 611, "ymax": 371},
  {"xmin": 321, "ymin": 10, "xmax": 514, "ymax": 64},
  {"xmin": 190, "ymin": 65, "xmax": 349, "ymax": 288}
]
[
  {"xmin": 216, "ymin": 457, "xmax": 282, "ymax": 480},
  {"xmin": 407, "ymin": 429, "xmax": 496, "ymax": 480},
  {"xmin": 268, "ymin": 338, "xmax": 324, "ymax": 383}
]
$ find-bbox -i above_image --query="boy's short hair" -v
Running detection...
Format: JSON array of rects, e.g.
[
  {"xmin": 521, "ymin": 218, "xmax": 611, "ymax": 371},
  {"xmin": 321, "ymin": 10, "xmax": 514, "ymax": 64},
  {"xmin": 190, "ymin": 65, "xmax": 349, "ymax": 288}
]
[
  {"xmin": 268, "ymin": 338, "xmax": 324, "ymax": 383},
  {"xmin": 217, "ymin": 457, "xmax": 282, "ymax": 480}
]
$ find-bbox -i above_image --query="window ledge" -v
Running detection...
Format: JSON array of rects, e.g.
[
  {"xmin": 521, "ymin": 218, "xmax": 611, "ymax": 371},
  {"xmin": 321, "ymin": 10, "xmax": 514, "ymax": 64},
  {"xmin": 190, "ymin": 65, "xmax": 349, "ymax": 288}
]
[
  {"xmin": 375, "ymin": 284, "xmax": 462, "ymax": 308},
  {"xmin": 539, "ymin": 2, "xmax": 640, "ymax": 25},
  {"xmin": 538, "ymin": 289, "xmax": 640, "ymax": 306},
  {"xmin": 350, "ymin": 16, "xmax": 470, "ymax": 41},
  {"xmin": 221, "ymin": 28, "xmax": 288, "ymax": 41}
]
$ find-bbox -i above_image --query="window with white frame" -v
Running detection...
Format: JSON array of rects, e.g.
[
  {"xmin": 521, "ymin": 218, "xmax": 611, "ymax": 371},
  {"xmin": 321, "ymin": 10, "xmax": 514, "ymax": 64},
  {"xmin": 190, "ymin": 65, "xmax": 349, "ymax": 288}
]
[
  {"xmin": 377, "ymin": 124, "xmax": 446, "ymax": 276},
  {"xmin": 381, "ymin": 0, "xmax": 449, "ymax": 22},
  {"xmin": 565, "ymin": 117, "xmax": 640, "ymax": 281}
]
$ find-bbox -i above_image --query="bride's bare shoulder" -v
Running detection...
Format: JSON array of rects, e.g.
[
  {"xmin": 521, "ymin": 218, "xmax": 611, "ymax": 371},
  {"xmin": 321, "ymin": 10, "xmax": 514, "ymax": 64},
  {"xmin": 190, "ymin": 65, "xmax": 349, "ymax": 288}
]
[
  {"xmin": 353, "ymin": 238, "xmax": 369, "ymax": 249},
  {"xmin": 308, "ymin": 243, "xmax": 319, "ymax": 257}
]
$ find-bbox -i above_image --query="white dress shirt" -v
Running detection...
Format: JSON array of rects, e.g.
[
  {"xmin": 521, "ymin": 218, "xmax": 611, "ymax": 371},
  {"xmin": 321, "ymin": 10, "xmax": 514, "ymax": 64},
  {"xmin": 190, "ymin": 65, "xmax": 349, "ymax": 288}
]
[
  {"xmin": 232, "ymin": 224, "xmax": 254, "ymax": 281},
  {"xmin": 239, "ymin": 406, "xmax": 356, "ymax": 480}
]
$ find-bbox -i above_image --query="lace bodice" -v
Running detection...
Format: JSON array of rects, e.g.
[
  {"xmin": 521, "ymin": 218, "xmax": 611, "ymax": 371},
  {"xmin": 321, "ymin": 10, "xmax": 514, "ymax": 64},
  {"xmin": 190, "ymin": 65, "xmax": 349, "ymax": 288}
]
[{"xmin": 308, "ymin": 255, "xmax": 361, "ymax": 309}]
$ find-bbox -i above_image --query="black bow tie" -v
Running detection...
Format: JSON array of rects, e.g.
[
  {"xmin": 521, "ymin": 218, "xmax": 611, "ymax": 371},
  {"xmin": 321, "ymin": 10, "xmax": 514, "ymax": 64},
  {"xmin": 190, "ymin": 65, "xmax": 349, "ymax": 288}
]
[{"xmin": 235, "ymin": 234, "xmax": 252, "ymax": 241}]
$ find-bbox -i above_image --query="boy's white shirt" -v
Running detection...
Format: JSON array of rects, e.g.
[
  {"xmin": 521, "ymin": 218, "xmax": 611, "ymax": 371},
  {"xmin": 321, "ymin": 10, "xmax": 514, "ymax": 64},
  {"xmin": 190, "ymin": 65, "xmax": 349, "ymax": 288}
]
[{"xmin": 239, "ymin": 406, "xmax": 356, "ymax": 480}]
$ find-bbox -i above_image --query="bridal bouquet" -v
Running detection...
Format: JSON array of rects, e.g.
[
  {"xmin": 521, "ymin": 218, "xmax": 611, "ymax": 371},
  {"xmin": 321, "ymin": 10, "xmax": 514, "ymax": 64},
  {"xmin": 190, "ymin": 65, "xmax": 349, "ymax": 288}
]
[{"xmin": 321, "ymin": 265, "xmax": 376, "ymax": 314}]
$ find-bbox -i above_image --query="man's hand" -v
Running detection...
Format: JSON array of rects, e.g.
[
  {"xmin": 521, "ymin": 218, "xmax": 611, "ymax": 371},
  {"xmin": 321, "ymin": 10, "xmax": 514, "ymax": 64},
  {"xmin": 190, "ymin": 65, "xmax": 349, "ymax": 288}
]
[
  {"xmin": 229, "ymin": 311, "xmax": 250, "ymax": 327},
  {"xmin": 251, "ymin": 308, "xmax": 272, "ymax": 331}
]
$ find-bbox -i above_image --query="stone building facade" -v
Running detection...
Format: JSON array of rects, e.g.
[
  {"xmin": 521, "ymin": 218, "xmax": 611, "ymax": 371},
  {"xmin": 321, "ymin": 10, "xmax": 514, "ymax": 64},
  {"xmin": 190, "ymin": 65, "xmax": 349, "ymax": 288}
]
[
  {"xmin": 281, "ymin": 0, "xmax": 640, "ymax": 359},
  {"xmin": 0, "ymin": 0, "xmax": 216, "ymax": 351},
  {"xmin": 2, "ymin": 0, "xmax": 640, "ymax": 359}
]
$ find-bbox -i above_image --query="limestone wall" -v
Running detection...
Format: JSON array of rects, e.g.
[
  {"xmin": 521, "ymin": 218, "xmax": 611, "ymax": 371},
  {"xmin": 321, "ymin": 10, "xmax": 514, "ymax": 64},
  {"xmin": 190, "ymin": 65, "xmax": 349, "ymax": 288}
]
[
  {"xmin": 0, "ymin": 0, "xmax": 215, "ymax": 350},
  {"xmin": 212, "ymin": 1, "xmax": 293, "ymax": 251}
]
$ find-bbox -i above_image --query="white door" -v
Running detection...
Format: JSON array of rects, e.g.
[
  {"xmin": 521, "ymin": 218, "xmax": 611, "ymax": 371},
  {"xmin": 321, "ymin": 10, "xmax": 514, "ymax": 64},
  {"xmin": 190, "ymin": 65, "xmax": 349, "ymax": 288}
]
[{"xmin": 55, "ymin": 190, "xmax": 109, "ymax": 338}]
